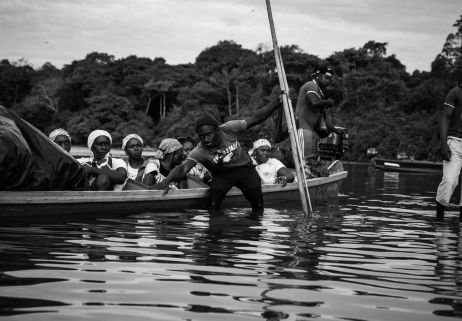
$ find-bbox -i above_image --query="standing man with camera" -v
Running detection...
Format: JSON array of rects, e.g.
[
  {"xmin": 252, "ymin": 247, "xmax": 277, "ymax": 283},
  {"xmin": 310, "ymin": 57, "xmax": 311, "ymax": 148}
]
[{"xmin": 295, "ymin": 66, "xmax": 343, "ymax": 174}]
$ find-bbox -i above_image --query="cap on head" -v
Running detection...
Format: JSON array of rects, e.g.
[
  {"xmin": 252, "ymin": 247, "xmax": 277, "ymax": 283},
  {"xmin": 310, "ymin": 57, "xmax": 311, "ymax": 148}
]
[
  {"xmin": 311, "ymin": 66, "xmax": 333, "ymax": 79},
  {"xmin": 194, "ymin": 113, "xmax": 221, "ymax": 133}
]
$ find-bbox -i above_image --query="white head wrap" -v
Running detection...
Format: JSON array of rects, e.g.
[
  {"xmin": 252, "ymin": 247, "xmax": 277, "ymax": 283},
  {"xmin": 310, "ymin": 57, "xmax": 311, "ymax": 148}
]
[
  {"xmin": 87, "ymin": 130, "xmax": 112, "ymax": 150},
  {"xmin": 49, "ymin": 128, "xmax": 71, "ymax": 143},
  {"xmin": 153, "ymin": 138, "xmax": 182, "ymax": 159},
  {"xmin": 248, "ymin": 139, "xmax": 271, "ymax": 155},
  {"xmin": 122, "ymin": 134, "xmax": 143, "ymax": 150}
]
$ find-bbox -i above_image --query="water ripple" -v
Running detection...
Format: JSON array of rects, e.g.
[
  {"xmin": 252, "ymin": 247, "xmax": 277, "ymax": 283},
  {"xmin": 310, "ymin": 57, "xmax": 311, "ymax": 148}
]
[{"xmin": 1, "ymin": 165, "xmax": 462, "ymax": 320}]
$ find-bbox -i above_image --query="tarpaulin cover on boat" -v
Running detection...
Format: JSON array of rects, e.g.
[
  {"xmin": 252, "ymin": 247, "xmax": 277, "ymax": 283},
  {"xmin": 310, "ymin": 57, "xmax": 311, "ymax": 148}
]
[
  {"xmin": 0, "ymin": 106, "xmax": 85, "ymax": 191},
  {"xmin": 274, "ymin": 103, "xmax": 289, "ymax": 143}
]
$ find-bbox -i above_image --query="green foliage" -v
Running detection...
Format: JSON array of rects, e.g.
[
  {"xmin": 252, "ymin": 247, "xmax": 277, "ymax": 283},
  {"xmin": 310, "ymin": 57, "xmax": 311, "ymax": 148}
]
[
  {"xmin": 363, "ymin": 41, "xmax": 388, "ymax": 58},
  {"xmin": 2, "ymin": 14, "xmax": 462, "ymax": 161},
  {"xmin": 66, "ymin": 94, "xmax": 154, "ymax": 146},
  {"xmin": 11, "ymin": 100, "xmax": 56, "ymax": 131},
  {"xmin": 0, "ymin": 59, "xmax": 34, "ymax": 107}
]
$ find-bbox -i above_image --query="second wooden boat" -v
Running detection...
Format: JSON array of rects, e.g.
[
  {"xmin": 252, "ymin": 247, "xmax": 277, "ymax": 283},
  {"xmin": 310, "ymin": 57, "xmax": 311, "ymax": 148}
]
[{"xmin": 373, "ymin": 158, "xmax": 442, "ymax": 174}]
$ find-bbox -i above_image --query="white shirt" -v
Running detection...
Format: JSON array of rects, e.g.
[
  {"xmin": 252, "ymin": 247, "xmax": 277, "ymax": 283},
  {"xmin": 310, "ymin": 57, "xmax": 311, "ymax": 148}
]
[
  {"xmin": 77, "ymin": 156, "xmax": 127, "ymax": 191},
  {"xmin": 126, "ymin": 163, "xmax": 140, "ymax": 180},
  {"xmin": 255, "ymin": 158, "xmax": 285, "ymax": 184}
]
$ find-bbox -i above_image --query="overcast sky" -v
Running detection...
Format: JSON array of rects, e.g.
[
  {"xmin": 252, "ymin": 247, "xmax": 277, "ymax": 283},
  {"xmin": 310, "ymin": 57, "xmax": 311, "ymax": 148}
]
[{"xmin": 0, "ymin": 0, "xmax": 460, "ymax": 72}]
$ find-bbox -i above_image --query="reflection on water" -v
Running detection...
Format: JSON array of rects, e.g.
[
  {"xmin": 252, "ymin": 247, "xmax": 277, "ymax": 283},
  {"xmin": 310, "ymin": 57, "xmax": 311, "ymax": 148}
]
[{"xmin": 0, "ymin": 163, "xmax": 462, "ymax": 320}]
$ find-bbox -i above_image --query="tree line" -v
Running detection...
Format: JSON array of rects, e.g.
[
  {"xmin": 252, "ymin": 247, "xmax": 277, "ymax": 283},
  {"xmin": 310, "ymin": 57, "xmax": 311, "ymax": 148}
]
[{"xmin": 1, "ymin": 15, "xmax": 461, "ymax": 161}]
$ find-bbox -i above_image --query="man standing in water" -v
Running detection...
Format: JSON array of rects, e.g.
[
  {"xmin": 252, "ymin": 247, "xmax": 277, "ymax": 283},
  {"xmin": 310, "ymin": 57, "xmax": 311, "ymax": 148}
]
[
  {"xmin": 151, "ymin": 94, "xmax": 283, "ymax": 217},
  {"xmin": 436, "ymin": 62, "xmax": 462, "ymax": 221}
]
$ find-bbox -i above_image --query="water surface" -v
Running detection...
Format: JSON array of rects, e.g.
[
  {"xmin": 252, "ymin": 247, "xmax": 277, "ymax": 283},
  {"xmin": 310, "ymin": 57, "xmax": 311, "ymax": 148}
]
[{"xmin": 0, "ymin": 163, "xmax": 461, "ymax": 320}]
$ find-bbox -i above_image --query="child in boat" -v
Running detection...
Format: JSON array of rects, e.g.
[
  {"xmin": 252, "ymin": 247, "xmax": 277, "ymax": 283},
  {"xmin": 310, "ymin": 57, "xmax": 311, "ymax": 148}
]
[
  {"xmin": 48, "ymin": 128, "xmax": 72, "ymax": 153},
  {"xmin": 178, "ymin": 136, "xmax": 211, "ymax": 184},
  {"xmin": 121, "ymin": 134, "xmax": 158, "ymax": 187},
  {"xmin": 77, "ymin": 130, "xmax": 127, "ymax": 191},
  {"xmin": 249, "ymin": 139, "xmax": 295, "ymax": 186}
]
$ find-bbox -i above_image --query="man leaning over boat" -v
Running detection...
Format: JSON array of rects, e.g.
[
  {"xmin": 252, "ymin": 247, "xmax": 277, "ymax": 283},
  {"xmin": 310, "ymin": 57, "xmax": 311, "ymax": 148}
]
[{"xmin": 149, "ymin": 93, "xmax": 284, "ymax": 217}]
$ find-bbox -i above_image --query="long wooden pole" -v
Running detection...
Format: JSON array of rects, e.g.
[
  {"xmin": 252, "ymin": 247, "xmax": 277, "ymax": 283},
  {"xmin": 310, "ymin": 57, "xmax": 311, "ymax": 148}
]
[
  {"xmin": 265, "ymin": 0, "xmax": 313, "ymax": 216},
  {"xmin": 273, "ymin": 40, "xmax": 313, "ymax": 215}
]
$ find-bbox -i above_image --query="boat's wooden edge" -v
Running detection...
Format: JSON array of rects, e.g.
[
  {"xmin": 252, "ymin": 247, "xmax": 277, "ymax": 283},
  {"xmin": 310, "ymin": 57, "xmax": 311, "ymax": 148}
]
[
  {"xmin": 373, "ymin": 158, "xmax": 442, "ymax": 166},
  {"xmin": 0, "ymin": 171, "xmax": 348, "ymax": 205}
]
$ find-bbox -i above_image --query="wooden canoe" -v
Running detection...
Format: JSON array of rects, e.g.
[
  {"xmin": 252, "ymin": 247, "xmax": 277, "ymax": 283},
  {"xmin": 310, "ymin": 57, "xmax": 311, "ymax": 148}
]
[
  {"xmin": 0, "ymin": 171, "xmax": 347, "ymax": 217},
  {"xmin": 373, "ymin": 158, "xmax": 442, "ymax": 174}
]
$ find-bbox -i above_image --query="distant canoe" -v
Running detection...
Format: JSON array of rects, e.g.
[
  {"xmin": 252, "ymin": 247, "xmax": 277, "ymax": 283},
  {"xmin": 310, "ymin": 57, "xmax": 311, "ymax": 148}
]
[
  {"xmin": 0, "ymin": 171, "xmax": 347, "ymax": 217},
  {"xmin": 373, "ymin": 158, "xmax": 442, "ymax": 174}
]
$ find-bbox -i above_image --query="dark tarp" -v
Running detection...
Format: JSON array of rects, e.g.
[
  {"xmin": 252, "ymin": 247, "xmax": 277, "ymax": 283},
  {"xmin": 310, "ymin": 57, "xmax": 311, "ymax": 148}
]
[
  {"xmin": 0, "ymin": 106, "xmax": 86, "ymax": 191},
  {"xmin": 274, "ymin": 104, "xmax": 289, "ymax": 143}
]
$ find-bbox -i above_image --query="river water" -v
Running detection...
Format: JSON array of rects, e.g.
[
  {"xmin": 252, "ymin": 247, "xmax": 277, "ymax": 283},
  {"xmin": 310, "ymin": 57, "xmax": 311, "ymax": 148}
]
[{"xmin": 0, "ymin": 163, "xmax": 461, "ymax": 321}]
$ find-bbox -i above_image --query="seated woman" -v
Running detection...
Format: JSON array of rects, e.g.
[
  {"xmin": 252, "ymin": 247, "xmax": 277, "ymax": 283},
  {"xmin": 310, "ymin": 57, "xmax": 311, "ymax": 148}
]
[
  {"xmin": 77, "ymin": 130, "xmax": 127, "ymax": 191},
  {"xmin": 148, "ymin": 138, "xmax": 185, "ymax": 189},
  {"xmin": 121, "ymin": 134, "xmax": 157, "ymax": 187},
  {"xmin": 48, "ymin": 128, "xmax": 72, "ymax": 153},
  {"xmin": 178, "ymin": 136, "xmax": 211, "ymax": 184},
  {"xmin": 250, "ymin": 139, "xmax": 295, "ymax": 187}
]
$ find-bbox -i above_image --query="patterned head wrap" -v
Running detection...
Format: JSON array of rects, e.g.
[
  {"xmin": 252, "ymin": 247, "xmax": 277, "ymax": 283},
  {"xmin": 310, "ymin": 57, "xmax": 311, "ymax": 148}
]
[
  {"xmin": 87, "ymin": 130, "xmax": 112, "ymax": 150},
  {"xmin": 248, "ymin": 139, "xmax": 271, "ymax": 156},
  {"xmin": 49, "ymin": 128, "xmax": 71, "ymax": 143},
  {"xmin": 153, "ymin": 138, "xmax": 182, "ymax": 159},
  {"xmin": 122, "ymin": 134, "xmax": 143, "ymax": 150}
]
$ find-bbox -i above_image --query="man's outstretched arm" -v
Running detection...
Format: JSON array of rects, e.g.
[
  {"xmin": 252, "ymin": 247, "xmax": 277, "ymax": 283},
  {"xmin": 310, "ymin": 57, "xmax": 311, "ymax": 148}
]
[
  {"xmin": 149, "ymin": 159, "xmax": 196, "ymax": 190},
  {"xmin": 245, "ymin": 95, "xmax": 281, "ymax": 129}
]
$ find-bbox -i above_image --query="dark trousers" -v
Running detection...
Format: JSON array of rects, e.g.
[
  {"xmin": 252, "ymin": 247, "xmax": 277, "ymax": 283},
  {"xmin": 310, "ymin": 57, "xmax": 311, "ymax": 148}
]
[{"xmin": 208, "ymin": 166, "xmax": 264, "ymax": 216}]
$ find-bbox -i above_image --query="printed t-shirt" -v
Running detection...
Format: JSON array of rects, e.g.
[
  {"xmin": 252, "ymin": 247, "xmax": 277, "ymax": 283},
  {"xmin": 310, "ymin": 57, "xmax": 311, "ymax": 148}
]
[
  {"xmin": 187, "ymin": 120, "xmax": 253, "ymax": 172},
  {"xmin": 187, "ymin": 163, "xmax": 209, "ymax": 179}
]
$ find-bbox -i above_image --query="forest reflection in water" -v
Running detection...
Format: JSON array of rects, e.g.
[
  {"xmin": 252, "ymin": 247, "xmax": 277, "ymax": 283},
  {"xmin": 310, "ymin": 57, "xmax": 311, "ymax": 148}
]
[{"xmin": 0, "ymin": 163, "xmax": 461, "ymax": 321}]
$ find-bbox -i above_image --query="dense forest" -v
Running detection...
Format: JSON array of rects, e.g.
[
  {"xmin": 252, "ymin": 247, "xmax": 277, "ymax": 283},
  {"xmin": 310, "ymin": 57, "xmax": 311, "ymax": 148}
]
[{"xmin": 1, "ymin": 15, "xmax": 461, "ymax": 161}]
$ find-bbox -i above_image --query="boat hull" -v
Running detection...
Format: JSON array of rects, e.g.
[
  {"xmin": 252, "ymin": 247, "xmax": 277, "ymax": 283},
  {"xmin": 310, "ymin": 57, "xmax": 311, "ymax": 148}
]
[
  {"xmin": 0, "ymin": 172, "xmax": 347, "ymax": 217},
  {"xmin": 373, "ymin": 158, "xmax": 442, "ymax": 174}
]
